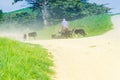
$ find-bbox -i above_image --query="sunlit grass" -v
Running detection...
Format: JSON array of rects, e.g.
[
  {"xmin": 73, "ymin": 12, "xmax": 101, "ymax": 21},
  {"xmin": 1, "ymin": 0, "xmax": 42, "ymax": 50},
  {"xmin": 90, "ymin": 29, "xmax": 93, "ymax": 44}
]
[{"xmin": 0, "ymin": 38, "xmax": 54, "ymax": 80}]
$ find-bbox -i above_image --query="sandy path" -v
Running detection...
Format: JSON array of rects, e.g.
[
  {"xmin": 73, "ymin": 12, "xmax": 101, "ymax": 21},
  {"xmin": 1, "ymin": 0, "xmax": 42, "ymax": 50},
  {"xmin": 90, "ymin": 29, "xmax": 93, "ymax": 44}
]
[{"xmin": 26, "ymin": 15, "xmax": 120, "ymax": 80}]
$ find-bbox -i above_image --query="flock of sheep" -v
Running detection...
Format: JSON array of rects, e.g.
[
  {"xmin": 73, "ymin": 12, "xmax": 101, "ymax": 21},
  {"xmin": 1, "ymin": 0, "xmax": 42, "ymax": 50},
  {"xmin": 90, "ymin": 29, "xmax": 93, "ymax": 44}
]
[
  {"xmin": 23, "ymin": 28, "xmax": 86, "ymax": 40},
  {"xmin": 51, "ymin": 28, "xmax": 86, "ymax": 39}
]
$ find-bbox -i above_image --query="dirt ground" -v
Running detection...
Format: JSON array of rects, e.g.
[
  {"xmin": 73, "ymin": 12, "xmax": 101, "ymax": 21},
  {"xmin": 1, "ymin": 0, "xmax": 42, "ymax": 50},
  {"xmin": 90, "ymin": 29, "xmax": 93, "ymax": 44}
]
[{"xmin": 1, "ymin": 15, "xmax": 120, "ymax": 80}]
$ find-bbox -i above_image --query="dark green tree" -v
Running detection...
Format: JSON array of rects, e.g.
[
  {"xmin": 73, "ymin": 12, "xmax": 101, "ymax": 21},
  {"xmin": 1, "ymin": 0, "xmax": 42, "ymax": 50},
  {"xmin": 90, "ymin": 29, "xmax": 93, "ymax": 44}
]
[
  {"xmin": 0, "ymin": 10, "xmax": 3, "ymax": 22},
  {"xmin": 48, "ymin": 1, "xmax": 110, "ymax": 21}
]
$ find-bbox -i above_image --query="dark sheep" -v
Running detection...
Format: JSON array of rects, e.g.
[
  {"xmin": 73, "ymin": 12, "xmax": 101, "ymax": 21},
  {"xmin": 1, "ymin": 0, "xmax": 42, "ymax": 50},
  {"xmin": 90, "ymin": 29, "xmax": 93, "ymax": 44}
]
[
  {"xmin": 51, "ymin": 34, "xmax": 57, "ymax": 39},
  {"xmin": 51, "ymin": 34, "xmax": 61, "ymax": 39},
  {"xmin": 60, "ymin": 29, "xmax": 73, "ymax": 38},
  {"xmin": 24, "ymin": 32, "xmax": 37, "ymax": 40},
  {"xmin": 28, "ymin": 32, "xmax": 37, "ymax": 39}
]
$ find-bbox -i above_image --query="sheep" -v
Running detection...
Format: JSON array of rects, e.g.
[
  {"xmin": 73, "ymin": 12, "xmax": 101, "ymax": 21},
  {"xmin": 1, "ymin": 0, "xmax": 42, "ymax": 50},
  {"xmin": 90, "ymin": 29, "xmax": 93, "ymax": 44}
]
[{"xmin": 23, "ymin": 32, "xmax": 37, "ymax": 40}]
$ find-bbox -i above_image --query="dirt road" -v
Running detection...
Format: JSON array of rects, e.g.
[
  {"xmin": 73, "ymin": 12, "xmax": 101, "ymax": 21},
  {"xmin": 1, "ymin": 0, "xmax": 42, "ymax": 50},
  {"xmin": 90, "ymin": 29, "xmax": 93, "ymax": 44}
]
[{"xmin": 25, "ymin": 15, "xmax": 120, "ymax": 80}]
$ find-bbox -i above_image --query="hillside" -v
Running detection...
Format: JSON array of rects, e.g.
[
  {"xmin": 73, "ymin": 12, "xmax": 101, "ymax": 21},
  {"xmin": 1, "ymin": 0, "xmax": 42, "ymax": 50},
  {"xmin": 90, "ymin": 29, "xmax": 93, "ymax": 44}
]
[
  {"xmin": 4, "ymin": 8, "xmax": 33, "ymax": 15},
  {"xmin": 2, "ymin": 8, "xmax": 39, "ymax": 30}
]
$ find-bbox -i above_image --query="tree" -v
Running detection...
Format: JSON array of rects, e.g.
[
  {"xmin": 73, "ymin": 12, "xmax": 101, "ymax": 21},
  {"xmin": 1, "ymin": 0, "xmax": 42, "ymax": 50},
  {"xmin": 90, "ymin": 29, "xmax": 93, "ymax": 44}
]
[
  {"xmin": 0, "ymin": 10, "xmax": 3, "ymax": 22},
  {"xmin": 48, "ymin": 1, "xmax": 110, "ymax": 21},
  {"xmin": 14, "ymin": 0, "xmax": 110, "ymax": 26},
  {"xmin": 14, "ymin": 0, "xmax": 49, "ymax": 26}
]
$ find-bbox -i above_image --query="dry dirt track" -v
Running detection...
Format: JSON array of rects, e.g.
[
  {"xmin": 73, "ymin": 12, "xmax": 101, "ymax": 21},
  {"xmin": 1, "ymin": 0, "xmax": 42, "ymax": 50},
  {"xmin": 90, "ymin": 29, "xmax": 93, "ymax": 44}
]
[{"xmin": 26, "ymin": 15, "xmax": 120, "ymax": 80}]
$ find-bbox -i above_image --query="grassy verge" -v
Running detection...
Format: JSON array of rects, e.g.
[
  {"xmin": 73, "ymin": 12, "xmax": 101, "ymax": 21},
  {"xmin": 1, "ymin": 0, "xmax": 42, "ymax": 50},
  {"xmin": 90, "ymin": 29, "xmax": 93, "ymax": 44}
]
[
  {"xmin": 38, "ymin": 14, "xmax": 112, "ymax": 39},
  {"xmin": 0, "ymin": 38, "xmax": 54, "ymax": 80}
]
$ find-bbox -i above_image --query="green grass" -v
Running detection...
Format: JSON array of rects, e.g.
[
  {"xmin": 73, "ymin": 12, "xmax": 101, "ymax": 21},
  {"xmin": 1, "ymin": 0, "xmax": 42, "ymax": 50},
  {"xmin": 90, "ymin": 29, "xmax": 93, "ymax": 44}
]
[
  {"xmin": 38, "ymin": 14, "xmax": 112, "ymax": 39},
  {"xmin": 0, "ymin": 38, "xmax": 54, "ymax": 80}
]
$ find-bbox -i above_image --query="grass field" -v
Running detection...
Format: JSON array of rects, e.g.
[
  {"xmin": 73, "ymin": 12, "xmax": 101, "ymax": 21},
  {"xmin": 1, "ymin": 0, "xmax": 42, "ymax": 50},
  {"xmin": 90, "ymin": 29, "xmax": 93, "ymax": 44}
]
[
  {"xmin": 0, "ymin": 38, "xmax": 54, "ymax": 80},
  {"xmin": 38, "ymin": 14, "xmax": 112, "ymax": 39}
]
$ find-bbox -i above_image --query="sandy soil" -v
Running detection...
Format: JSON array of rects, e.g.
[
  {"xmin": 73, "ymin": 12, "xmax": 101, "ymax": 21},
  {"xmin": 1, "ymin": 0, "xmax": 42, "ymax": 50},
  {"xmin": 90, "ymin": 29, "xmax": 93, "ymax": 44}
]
[{"xmin": 1, "ymin": 15, "xmax": 120, "ymax": 80}]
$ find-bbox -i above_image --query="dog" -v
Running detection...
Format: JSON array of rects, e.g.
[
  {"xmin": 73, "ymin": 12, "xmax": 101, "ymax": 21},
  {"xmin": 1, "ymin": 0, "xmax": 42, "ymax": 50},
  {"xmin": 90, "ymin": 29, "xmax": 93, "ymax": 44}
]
[{"xmin": 72, "ymin": 28, "xmax": 86, "ymax": 37}]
